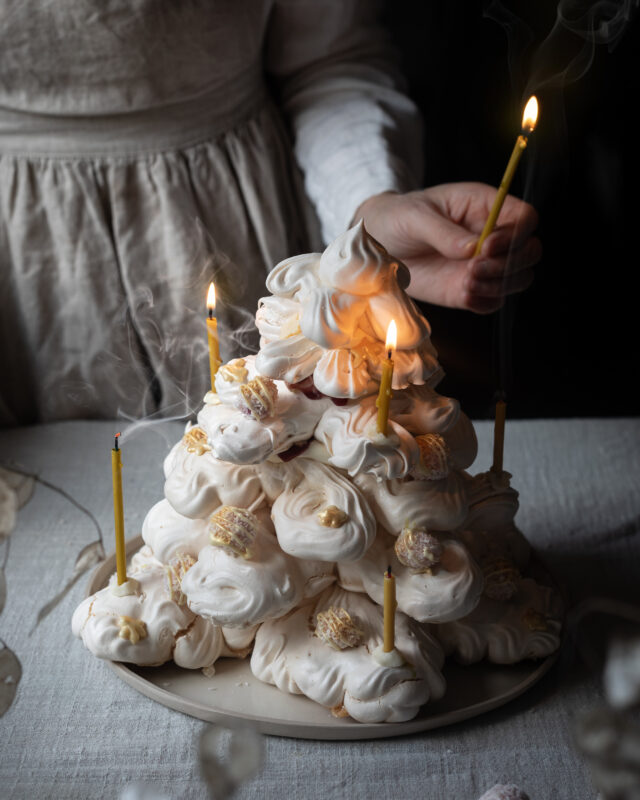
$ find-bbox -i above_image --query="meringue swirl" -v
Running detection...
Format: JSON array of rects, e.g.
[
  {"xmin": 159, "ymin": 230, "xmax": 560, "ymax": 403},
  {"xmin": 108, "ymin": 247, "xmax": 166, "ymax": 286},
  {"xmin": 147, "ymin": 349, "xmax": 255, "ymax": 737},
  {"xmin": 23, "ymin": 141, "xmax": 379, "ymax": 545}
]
[
  {"xmin": 164, "ymin": 443, "xmax": 264, "ymax": 518},
  {"xmin": 271, "ymin": 459, "xmax": 376, "ymax": 562},
  {"xmin": 434, "ymin": 578, "xmax": 563, "ymax": 664},
  {"xmin": 250, "ymin": 584, "xmax": 446, "ymax": 723},
  {"xmin": 338, "ymin": 530, "xmax": 483, "ymax": 623},
  {"xmin": 265, "ymin": 252, "xmax": 321, "ymax": 300},
  {"xmin": 354, "ymin": 470, "xmax": 469, "ymax": 533},
  {"xmin": 314, "ymin": 398, "xmax": 419, "ymax": 480},
  {"xmin": 142, "ymin": 499, "xmax": 209, "ymax": 564},
  {"xmin": 182, "ymin": 515, "xmax": 335, "ymax": 628},
  {"xmin": 72, "ymin": 565, "xmax": 224, "ymax": 669},
  {"xmin": 317, "ymin": 220, "xmax": 396, "ymax": 295}
]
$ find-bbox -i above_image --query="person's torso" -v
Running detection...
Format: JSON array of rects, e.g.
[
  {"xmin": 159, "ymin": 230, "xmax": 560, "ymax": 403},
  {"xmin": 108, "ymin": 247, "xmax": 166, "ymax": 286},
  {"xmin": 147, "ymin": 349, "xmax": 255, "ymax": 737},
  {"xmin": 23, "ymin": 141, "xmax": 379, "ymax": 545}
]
[{"xmin": 0, "ymin": 0, "xmax": 271, "ymax": 115}]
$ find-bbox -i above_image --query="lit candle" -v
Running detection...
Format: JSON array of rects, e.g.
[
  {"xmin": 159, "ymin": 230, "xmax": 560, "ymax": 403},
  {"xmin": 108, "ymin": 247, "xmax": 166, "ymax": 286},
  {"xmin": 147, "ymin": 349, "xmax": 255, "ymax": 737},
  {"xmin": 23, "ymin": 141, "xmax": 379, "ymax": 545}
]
[
  {"xmin": 206, "ymin": 282, "xmax": 221, "ymax": 392},
  {"xmin": 492, "ymin": 397, "xmax": 507, "ymax": 474},
  {"xmin": 111, "ymin": 433, "xmax": 127, "ymax": 585},
  {"xmin": 383, "ymin": 565, "xmax": 397, "ymax": 653},
  {"xmin": 474, "ymin": 96, "xmax": 539, "ymax": 257},
  {"xmin": 376, "ymin": 320, "xmax": 397, "ymax": 435}
]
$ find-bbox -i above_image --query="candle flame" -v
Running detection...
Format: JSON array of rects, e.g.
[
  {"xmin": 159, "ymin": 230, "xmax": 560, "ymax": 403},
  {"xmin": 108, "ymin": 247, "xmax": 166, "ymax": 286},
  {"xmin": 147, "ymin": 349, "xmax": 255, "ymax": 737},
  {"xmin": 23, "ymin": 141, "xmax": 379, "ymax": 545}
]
[
  {"xmin": 206, "ymin": 282, "xmax": 216, "ymax": 312},
  {"xmin": 385, "ymin": 320, "xmax": 397, "ymax": 353},
  {"xmin": 521, "ymin": 95, "xmax": 538, "ymax": 133}
]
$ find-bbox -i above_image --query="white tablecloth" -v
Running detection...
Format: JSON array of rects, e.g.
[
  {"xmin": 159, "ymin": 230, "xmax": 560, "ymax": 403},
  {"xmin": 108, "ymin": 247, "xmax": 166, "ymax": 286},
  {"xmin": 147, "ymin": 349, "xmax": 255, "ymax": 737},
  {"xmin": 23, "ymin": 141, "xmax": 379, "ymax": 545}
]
[{"xmin": 1, "ymin": 419, "xmax": 639, "ymax": 799}]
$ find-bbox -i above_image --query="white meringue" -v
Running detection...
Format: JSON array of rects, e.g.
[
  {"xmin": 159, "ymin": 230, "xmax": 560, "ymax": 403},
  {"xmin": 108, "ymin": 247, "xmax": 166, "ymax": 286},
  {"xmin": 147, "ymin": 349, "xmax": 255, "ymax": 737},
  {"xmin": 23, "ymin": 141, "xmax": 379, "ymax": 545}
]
[
  {"xmin": 265, "ymin": 252, "xmax": 321, "ymax": 301},
  {"xmin": 220, "ymin": 625, "xmax": 259, "ymax": 657},
  {"xmin": 366, "ymin": 339, "xmax": 442, "ymax": 390},
  {"xmin": 72, "ymin": 565, "xmax": 225, "ymax": 669},
  {"xmin": 250, "ymin": 585, "xmax": 446, "ymax": 723},
  {"xmin": 440, "ymin": 413, "xmax": 478, "ymax": 471},
  {"xmin": 390, "ymin": 384, "xmax": 461, "ymax": 435},
  {"xmin": 255, "ymin": 460, "xmax": 299, "ymax": 504},
  {"xmin": 459, "ymin": 470, "xmax": 530, "ymax": 569},
  {"xmin": 365, "ymin": 277, "xmax": 430, "ymax": 349},
  {"xmin": 338, "ymin": 530, "xmax": 483, "ymax": 623},
  {"xmin": 255, "ymin": 333, "xmax": 324, "ymax": 385},
  {"xmin": 354, "ymin": 470, "xmax": 469, "ymax": 533},
  {"xmin": 434, "ymin": 577, "xmax": 563, "ymax": 665},
  {"xmin": 141, "ymin": 499, "xmax": 210, "ymax": 563},
  {"xmin": 312, "ymin": 348, "xmax": 378, "ymax": 399},
  {"xmin": 255, "ymin": 221, "xmax": 443, "ymax": 400},
  {"xmin": 255, "ymin": 296, "xmax": 301, "ymax": 342},
  {"xmin": 201, "ymin": 381, "xmax": 332, "ymax": 465},
  {"xmin": 315, "ymin": 397, "xmax": 419, "ymax": 480},
  {"xmin": 129, "ymin": 544, "xmax": 162, "ymax": 572},
  {"xmin": 182, "ymin": 511, "xmax": 335, "ymax": 628},
  {"xmin": 164, "ymin": 442, "xmax": 264, "ymax": 518},
  {"xmin": 300, "ymin": 287, "xmax": 368, "ymax": 349},
  {"xmin": 72, "ymin": 218, "xmax": 562, "ymax": 724},
  {"xmin": 271, "ymin": 460, "xmax": 376, "ymax": 562},
  {"xmin": 317, "ymin": 220, "xmax": 396, "ymax": 295},
  {"xmin": 212, "ymin": 355, "xmax": 257, "ymax": 406}
]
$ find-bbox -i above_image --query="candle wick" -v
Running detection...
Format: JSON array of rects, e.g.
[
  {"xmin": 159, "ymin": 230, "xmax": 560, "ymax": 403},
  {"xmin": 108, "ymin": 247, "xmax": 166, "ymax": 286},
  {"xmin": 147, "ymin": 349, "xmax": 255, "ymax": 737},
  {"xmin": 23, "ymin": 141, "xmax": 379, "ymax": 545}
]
[
  {"xmin": 387, "ymin": 348, "xmax": 392, "ymax": 360},
  {"xmin": 114, "ymin": 433, "xmax": 121, "ymax": 451},
  {"xmin": 386, "ymin": 565, "xmax": 392, "ymax": 578},
  {"xmin": 208, "ymin": 308, "xmax": 213, "ymax": 320}
]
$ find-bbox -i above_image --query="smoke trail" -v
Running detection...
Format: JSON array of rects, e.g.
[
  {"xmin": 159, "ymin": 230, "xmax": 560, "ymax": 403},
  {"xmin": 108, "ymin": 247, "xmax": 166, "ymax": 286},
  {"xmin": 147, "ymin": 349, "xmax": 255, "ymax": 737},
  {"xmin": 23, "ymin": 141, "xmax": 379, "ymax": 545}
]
[
  {"xmin": 485, "ymin": 0, "xmax": 639, "ymax": 99},
  {"xmin": 98, "ymin": 216, "xmax": 262, "ymax": 428},
  {"xmin": 526, "ymin": 0, "xmax": 639, "ymax": 94},
  {"xmin": 483, "ymin": 0, "xmax": 638, "ymax": 399}
]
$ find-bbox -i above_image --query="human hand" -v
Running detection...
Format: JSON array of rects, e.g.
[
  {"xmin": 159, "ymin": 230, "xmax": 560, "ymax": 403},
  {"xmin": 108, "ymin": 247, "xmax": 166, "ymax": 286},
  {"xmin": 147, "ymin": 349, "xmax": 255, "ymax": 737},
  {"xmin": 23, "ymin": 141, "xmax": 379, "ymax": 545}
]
[{"xmin": 353, "ymin": 183, "xmax": 541, "ymax": 313}]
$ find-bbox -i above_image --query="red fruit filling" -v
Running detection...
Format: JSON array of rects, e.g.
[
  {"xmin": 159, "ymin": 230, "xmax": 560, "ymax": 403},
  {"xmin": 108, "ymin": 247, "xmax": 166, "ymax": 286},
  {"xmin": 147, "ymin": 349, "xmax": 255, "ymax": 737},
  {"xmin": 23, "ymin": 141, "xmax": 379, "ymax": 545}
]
[
  {"xmin": 286, "ymin": 375, "xmax": 325, "ymax": 400},
  {"xmin": 277, "ymin": 439, "xmax": 311, "ymax": 462}
]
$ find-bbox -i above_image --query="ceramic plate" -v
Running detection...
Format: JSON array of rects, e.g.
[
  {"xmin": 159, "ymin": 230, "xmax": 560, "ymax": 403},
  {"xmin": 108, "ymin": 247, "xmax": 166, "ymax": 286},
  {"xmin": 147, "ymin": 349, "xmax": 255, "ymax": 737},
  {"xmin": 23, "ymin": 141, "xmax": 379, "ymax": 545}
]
[{"xmin": 86, "ymin": 537, "xmax": 559, "ymax": 740}]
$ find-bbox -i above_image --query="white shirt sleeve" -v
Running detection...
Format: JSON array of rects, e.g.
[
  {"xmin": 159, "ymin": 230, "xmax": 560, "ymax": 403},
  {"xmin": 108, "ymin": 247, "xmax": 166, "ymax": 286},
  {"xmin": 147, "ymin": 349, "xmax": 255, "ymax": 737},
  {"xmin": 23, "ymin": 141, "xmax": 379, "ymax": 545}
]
[{"xmin": 266, "ymin": 0, "xmax": 423, "ymax": 243}]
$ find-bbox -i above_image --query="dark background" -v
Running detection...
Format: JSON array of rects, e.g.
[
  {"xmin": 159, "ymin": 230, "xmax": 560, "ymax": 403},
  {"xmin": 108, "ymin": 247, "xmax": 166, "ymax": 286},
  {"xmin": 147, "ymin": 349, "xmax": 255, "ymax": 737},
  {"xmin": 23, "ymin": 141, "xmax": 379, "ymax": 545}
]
[{"xmin": 383, "ymin": 0, "xmax": 639, "ymax": 420}]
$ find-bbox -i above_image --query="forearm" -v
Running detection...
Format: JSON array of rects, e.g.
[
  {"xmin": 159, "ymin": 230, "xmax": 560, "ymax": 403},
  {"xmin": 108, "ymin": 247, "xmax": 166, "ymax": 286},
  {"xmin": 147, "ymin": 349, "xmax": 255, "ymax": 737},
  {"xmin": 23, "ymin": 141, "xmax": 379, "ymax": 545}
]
[{"xmin": 266, "ymin": 0, "xmax": 423, "ymax": 242}]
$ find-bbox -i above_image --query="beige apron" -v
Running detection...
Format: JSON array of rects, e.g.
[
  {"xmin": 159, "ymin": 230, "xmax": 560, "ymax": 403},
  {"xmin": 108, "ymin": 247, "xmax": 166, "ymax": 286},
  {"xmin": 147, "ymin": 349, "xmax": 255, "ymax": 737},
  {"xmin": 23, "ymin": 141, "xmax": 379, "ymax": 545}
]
[{"xmin": 0, "ymin": 0, "xmax": 420, "ymax": 425}]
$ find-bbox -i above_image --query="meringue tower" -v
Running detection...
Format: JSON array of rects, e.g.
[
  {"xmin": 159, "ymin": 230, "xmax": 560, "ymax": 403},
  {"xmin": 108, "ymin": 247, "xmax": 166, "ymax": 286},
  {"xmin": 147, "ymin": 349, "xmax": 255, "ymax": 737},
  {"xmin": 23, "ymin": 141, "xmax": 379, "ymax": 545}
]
[{"xmin": 73, "ymin": 221, "xmax": 562, "ymax": 724}]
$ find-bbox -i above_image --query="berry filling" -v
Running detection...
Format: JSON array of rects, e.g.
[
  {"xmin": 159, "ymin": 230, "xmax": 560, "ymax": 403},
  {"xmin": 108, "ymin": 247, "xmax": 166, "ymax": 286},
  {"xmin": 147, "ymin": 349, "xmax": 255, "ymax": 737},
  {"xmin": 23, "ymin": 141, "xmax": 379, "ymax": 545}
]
[{"xmin": 277, "ymin": 439, "xmax": 311, "ymax": 462}]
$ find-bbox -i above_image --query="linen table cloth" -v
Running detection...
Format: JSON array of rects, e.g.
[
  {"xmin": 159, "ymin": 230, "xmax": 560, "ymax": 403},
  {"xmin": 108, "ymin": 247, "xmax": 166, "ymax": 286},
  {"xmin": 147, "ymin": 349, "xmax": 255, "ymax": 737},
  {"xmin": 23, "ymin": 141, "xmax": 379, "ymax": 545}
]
[{"xmin": 1, "ymin": 418, "xmax": 639, "ymax": 799}]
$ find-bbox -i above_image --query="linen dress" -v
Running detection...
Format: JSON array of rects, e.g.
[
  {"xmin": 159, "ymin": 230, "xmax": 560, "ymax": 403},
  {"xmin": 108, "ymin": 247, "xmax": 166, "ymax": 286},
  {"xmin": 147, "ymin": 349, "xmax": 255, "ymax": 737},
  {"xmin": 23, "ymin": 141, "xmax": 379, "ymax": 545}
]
[{"xmin": 0, "ymin": 0, "xmax": 422, "ymax": 425}]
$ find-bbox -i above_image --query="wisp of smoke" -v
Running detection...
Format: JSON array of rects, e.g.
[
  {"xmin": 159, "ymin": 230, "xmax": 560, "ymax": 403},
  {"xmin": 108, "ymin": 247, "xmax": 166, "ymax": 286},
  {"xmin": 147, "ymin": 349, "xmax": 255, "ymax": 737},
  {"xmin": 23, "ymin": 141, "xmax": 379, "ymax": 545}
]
[
  {"xmin": 526, "ymin": 0, "xmax": 639, "ymax": 96},
  {"xmin": 105, "ymin": 216, "xmax": 262, "ymax": 428},
  {"xmin": 485, "ymin": 0, "xmax": 638, "ymax": 99},
  {"xmin": 482, "ymin": 0, "xmax": 638, "ymax": 398}
]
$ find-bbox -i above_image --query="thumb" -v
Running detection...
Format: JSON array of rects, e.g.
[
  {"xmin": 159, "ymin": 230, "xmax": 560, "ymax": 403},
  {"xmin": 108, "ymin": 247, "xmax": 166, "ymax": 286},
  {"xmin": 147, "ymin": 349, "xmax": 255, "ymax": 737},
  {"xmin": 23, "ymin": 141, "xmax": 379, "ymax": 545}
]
[{"xmin": 407, "ymin": 204, "xmax": 477, "ymax": 260}]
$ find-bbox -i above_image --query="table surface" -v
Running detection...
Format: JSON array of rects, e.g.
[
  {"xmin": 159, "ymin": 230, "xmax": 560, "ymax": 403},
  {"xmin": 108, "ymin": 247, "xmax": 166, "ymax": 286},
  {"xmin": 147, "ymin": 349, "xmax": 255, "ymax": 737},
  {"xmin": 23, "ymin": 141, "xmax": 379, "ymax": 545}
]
[{"xmin": 1, "ymin": 418, "xmax": 639, "ymax": 800}]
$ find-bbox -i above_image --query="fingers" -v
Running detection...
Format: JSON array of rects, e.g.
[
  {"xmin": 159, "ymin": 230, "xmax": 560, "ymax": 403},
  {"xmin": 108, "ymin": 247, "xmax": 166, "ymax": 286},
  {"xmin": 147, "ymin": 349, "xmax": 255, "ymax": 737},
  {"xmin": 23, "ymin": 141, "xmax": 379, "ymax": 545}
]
[
  {"xmin": 461, "ymin": 265, "xmax": 534, "ymax": 313},
  {"xmin": 477, "ymin": 198, "xmax": 539, "ymax": 257},
  {"xmin": 471, "ymin": 237, "xmax": 542, "ymax": 278},
  {"xmin": 462, "ymin": 296, "xmax": 504, "ymax": 314},
  {"xmin": 498, "ymin": 193, "xmax": 539, "ymax": 235},
  {"xmin": 378, "ymin": 186, "xmax": 540, "ymax": 266},
  {"xmin": 405, "ymin": 200, "xmax": 477, "ymax": 261},
  {"xmin": 465, "ymin": 265, "xmax": 534, "ymax": 298}
]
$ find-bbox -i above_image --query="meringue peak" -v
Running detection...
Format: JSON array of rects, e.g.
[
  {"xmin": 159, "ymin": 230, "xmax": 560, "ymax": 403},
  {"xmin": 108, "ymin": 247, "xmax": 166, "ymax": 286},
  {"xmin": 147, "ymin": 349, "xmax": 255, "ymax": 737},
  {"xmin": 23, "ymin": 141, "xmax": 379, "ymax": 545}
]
[{"xmin": 318, "ymin": 218, "xmax": 397, "ymax": 295}]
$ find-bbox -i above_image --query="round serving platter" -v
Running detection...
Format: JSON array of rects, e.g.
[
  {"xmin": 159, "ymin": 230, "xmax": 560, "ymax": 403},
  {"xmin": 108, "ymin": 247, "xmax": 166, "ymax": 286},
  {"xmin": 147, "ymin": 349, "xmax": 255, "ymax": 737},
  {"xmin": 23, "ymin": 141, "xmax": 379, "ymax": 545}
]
[{"xmin": 86, "ymin": 536, "xmax": 559, "ymax": 741}]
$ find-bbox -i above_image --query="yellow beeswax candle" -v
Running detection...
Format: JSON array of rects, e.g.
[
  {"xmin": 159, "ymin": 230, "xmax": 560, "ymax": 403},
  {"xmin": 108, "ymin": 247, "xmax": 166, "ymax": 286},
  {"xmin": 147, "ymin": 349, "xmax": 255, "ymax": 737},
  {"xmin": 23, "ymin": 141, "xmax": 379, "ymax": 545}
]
[
  {"xmin": 383, "ymin": 565, "xmax": 397, "ymax": 653},
  {"xmin": 474, "ymin": 96, "xmax": 539, "ymax": 257},
  {"xmin": 376, "ymin": 320, "xmax": 397, "ymax": 435},
  {"xmin": 206, "ymin": 282, "xmax": 221, "ymax": 392},
  {"xmin": 111, "ymin": 433, "xmax": 127, "ymax": 585},
  {"xmin": 492, "ymin": 398, "xmax": 507, "ymax": 474}
]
